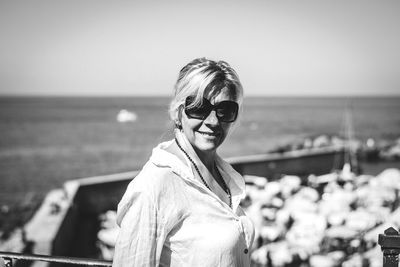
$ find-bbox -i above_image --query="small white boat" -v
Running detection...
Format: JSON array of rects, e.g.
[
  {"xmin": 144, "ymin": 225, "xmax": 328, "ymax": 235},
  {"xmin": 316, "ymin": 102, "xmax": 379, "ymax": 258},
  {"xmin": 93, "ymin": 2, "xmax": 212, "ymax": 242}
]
[{"xmin": 116, "ymin": 109, "xmax": 137, "ymax": 123}]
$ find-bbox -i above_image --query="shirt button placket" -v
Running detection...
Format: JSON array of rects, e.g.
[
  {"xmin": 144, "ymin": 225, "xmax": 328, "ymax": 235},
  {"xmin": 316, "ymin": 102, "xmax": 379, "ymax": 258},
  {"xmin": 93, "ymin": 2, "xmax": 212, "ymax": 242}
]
[{"xmin": 235, "ymin": 217, "xmax": 249, "ymax": 255}]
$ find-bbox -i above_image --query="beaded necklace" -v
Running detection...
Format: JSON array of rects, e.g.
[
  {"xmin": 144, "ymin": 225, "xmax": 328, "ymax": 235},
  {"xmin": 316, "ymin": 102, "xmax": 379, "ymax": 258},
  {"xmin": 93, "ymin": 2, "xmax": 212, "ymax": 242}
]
[{"xmin": 175, "ymin": 137, "xmax": 232, "ymax": 208}]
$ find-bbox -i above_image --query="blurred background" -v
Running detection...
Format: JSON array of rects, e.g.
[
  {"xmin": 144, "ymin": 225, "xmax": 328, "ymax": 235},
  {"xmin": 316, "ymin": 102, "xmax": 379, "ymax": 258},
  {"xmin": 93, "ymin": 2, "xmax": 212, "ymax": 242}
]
[{"xmin": 0, "ymin": 0, "xmax": 399, "ymax": 266}]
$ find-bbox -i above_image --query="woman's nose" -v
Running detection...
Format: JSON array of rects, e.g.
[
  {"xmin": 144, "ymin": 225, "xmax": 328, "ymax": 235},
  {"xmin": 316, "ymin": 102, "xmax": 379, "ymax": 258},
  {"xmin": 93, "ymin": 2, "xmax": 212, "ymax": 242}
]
[{"xmin": 204, "ymin": 110, "xmax": 219, "ymax": 125}]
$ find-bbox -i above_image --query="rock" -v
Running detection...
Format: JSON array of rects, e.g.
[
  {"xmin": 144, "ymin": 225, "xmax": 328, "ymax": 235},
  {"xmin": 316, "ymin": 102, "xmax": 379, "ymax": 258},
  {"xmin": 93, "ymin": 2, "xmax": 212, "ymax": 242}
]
[
  {"xmin": 364, "ymin": 246, "xmax": 382, "ymax": 267},
  {"xmin": 309, "ymin": 254, "xmax": 336, "ymax": 267},
  {"xmin": 325, "ymin": 226, "xmax": 358, "ymax": 240},
  {"xmin": 313, "ymin": 135, "xmax": 330, "ymax": 147},
  {"xmin": 275, "ymin": 209, "xmax": 291, "ymax": 227},
  {"xmin": 327, "ymin": 211, "xmax": 348, "ymax": 227},
  {"xmin": 295, "ymin": 187, "xmax": 319, "ymax": 202},
  {"xmin": 319, "ymin": 189, "xmax": 355, "ymax": 216},
  {"xmin": 251, "ymin": 245, "xmax": 268, "ymax": 265},
  {"xmin": 375, "ymin": 168, "xmax": 400, "ymax": 189},
  {"xmin": 286, "ymin": 213, "xmax": 326, "ymax": 254},
  {"xmin": 98, "ymin": 227, "xmax": 119, "ymax": 247},
  {"xmin": 0, "ymin": 228, "xmax": 25, "ymax": 252},
  {"xmin": 279, "ymin": 175, "xmax": 301, "ymax": 197},
  {"xmin": 99, "ymin": 210, "xmax": 118, "ymax": 229},
  {"xmin": 327, "ymin": 250, "xmax": 346, "ymax": 263},
  {"xmin": 342, "ymin": 253, "xmax": 364, "ymax": 267},
  {"xmin": 267, "ymin": 242, "xmax": 293, "ymax": 267},
  {"xmin": 264, "ymin": 181, "xmax": 281, "ymax": 197},
  {"xmin": 260, "ymin": 207, "xmax": 276, "ymax": 221},
  {"xmin": 260, "ymin": 225, "xmax": 283, "ymax": 242},
  {"xmin": 285, "ymin": 195, "xmax": 318, "ymax": 219},
  {"xmin": 345, "ymin": 209, "xmax": 378, "ymax": 232},
  {"xmin": 244, "ymin": 175, "xmax": 268, "ymax": 188}
]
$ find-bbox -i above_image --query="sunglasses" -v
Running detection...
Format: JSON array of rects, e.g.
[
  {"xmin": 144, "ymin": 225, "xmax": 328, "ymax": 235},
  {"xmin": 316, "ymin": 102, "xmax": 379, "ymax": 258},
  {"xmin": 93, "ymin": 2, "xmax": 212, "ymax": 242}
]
[{"xmin": 184, "ymin": 96, "xmax": 239, "ymax": 122}]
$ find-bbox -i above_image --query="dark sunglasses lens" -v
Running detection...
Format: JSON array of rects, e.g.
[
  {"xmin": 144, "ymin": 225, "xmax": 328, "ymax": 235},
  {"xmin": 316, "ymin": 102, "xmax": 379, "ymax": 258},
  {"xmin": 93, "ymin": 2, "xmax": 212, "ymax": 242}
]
[
  {"xmin": 185, "ymin": 97, "xmax": 210, "ymax": 119},
  {"xmin": 216, "ymin": 101, "xmax": 239, "ymax": 122}
]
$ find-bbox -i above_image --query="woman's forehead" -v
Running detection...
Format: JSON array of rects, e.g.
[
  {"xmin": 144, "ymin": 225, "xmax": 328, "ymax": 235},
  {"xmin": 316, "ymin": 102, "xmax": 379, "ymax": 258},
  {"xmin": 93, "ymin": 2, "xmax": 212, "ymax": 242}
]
[{"xmin": 204, "ymin": 87, "xmax": 238, "ymax": 103}]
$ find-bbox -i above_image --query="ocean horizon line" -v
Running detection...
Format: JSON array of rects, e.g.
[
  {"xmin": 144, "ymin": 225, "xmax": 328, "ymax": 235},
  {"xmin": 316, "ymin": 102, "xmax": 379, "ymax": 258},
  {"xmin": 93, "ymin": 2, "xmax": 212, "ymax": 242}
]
[{"xmin": 1, "ymin": 94, "xmax": 399, "ymax": 99}]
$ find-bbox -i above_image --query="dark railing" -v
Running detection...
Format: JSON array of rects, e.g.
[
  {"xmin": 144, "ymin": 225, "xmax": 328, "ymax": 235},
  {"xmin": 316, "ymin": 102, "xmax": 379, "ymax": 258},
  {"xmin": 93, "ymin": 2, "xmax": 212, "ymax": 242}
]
[
  {"xmin": 0, "ymin": 251, "xmax": 111, "ymax": 267},
  {"xmin": 1, "ymin": 227, "xmax": 400, "ymax": 267}
]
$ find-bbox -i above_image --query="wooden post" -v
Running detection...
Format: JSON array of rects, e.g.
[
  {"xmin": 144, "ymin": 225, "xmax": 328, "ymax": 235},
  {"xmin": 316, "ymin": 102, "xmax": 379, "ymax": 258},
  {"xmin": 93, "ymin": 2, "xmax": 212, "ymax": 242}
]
[{"xmin": 378, "ymin": 227, "xmax": 400, "ymax": 267}]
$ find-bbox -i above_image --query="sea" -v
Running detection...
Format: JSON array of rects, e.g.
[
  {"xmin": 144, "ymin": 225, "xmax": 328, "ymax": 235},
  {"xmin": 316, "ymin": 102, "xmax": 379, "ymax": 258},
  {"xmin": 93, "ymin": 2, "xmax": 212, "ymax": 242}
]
[{"xmin": 0, "ymin": 96, "xmax": 400, "ymax": 210}]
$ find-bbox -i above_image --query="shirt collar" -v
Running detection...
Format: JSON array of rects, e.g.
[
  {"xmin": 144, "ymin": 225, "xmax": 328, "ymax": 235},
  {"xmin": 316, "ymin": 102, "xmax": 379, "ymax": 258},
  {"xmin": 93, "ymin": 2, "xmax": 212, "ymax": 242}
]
[{"xmin": 149, "ymin": 131, "xmax": 246, "ymax": 211}]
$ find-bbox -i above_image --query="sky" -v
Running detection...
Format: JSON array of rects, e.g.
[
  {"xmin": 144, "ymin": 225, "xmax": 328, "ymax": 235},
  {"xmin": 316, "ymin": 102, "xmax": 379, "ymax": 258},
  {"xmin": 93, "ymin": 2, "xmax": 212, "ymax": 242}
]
[{"xmin": 0, "ymin": 0, "xmax": 399, "ymax": 97}]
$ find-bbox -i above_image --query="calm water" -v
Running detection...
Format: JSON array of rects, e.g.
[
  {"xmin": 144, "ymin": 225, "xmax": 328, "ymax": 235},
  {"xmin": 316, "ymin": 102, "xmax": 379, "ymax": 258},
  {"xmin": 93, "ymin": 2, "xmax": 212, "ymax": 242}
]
[{"xmin": 0, "ymin": 96, "xmax": 400, "ymax": 207}]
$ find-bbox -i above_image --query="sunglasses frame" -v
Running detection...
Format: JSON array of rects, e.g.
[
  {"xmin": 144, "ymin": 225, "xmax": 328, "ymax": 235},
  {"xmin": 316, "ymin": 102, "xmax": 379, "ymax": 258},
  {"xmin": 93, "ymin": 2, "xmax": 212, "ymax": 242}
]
[{"xmin": 184, "ymin": 96, "xmax": 239, "ymax": 123}]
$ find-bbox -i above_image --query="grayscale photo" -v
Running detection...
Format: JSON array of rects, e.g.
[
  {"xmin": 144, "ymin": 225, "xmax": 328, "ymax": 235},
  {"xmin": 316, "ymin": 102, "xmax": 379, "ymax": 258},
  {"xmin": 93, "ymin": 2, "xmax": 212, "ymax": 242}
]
[{"xmin": 1, "ymin": 1, "xmax": 400, "ymax": 267}]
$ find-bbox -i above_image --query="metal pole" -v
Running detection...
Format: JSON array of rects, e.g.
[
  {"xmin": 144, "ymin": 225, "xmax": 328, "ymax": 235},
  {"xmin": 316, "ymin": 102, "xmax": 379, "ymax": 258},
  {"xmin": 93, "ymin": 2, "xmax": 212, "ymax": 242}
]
[
  {"xmin": 0, "ymin": 251, "xmax": 112, "ymax": 266},
  {"xmin": 378, "ymin": 227, "xmax": 400, "ymax": 267}
]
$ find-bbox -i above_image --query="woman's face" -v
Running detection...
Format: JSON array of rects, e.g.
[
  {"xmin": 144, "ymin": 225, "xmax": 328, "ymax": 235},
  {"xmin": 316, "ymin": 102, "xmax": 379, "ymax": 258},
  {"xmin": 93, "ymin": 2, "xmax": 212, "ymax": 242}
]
[{"xmin": 181, "ymin": 87, "xmax": 237, "ymax": 157}]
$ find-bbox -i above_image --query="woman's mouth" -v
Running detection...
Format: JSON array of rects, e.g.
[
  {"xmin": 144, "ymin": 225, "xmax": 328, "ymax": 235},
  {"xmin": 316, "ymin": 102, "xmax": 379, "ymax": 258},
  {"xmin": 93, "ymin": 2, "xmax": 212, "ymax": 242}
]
[{"xmin": 198, "ymin": 131, "xmax": 219, "ymax": 137}]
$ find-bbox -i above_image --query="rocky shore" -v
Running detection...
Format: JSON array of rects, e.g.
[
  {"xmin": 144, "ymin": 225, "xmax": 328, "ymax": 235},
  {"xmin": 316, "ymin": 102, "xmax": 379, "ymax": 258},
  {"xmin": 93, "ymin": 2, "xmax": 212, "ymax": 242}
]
[
  {"xmin": 269, "ymin": 135, "xmax": 400, "ymax": 162},
  {"xmin": 245, "ymin": 168, "xmax": 400, "ymax": 266}
]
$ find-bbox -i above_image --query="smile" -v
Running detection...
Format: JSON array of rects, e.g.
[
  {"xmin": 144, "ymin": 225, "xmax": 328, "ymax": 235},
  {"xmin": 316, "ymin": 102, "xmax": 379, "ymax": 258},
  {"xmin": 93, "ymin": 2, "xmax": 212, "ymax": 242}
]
[{"xmin": 198, "ymin": 131, "xmax": 219, "ymax": 137}]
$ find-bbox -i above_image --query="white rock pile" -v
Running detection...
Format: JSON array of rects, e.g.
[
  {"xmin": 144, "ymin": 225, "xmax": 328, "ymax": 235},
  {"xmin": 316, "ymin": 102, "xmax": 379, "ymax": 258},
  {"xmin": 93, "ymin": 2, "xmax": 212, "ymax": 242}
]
[{"xmin": 245, "ymin": 168, "xmax": 400, "ymax": 267}]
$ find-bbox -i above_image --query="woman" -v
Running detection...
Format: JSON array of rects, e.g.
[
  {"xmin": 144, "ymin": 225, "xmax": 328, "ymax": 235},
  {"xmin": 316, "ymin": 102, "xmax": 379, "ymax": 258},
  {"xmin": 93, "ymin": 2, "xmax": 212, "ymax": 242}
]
[{"xmin": 113, "ymin": 58, "xmax": 254, "ymax": 266}]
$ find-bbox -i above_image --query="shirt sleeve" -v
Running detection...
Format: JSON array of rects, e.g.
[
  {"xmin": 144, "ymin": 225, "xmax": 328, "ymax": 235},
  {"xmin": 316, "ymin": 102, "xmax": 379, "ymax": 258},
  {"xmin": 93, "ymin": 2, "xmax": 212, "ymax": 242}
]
[{"xmin": 112, "ymin": 189, "xmax": 166, "ymax": 267}]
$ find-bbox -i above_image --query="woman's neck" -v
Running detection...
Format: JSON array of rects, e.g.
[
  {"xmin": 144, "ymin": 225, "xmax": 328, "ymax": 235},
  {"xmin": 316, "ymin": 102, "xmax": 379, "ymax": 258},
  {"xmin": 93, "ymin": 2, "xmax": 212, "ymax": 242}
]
[
  {"xmin": 193, "ymin": 146, "xmax": 227, "ymax": 193},
  {"xmin": 192, "ymin": 147, "xmax": 217, "ymax": 173},
  {"xmin": 175, "ymin": 130, "xmax": 218, "ymax": 173}
]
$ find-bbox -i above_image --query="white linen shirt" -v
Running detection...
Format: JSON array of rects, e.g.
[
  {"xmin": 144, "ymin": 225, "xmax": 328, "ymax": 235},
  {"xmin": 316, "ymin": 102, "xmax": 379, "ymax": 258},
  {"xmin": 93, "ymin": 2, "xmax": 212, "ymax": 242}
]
[{"xmin": 112, "ymin": 135, "xmax": 255, "ymax": 267}]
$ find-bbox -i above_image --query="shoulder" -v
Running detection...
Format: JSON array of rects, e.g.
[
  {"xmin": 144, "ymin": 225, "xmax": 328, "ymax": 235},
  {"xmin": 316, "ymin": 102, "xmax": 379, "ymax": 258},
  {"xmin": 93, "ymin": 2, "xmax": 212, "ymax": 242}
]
[
  {"xmin": 116, "ymin": 161, "xmax": 186, "ymax": 224},
  {"xmin": 128, "ymin": 160, "xmax": 187, "ymax": 201}
]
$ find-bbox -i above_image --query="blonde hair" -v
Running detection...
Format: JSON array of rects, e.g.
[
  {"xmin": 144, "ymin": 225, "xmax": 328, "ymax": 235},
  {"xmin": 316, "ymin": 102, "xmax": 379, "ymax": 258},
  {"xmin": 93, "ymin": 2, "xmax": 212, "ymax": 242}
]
[{"xmin": 169, "ymin": 58, "xmax": 244, "ymax": 127}]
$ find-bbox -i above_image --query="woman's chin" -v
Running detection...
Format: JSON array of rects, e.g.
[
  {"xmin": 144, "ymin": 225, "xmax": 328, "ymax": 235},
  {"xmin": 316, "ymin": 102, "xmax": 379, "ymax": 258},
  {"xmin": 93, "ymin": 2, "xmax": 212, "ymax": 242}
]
[
  {"xmin": 189, "ymin": 132, "xmax": 225, "ymax": 155},
  {"xmin": 191, "ymin": 139, "xmax": 217, "ymax": 153}
]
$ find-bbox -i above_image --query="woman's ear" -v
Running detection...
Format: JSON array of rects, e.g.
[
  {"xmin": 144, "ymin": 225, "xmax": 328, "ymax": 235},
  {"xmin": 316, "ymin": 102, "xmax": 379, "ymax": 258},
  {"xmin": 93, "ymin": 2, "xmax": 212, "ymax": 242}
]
[{"xmin": 176, "ymin": 106, "xmax": 183, "ymax": 130}]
